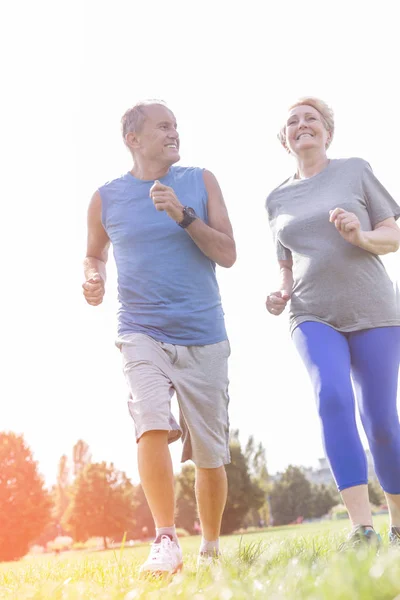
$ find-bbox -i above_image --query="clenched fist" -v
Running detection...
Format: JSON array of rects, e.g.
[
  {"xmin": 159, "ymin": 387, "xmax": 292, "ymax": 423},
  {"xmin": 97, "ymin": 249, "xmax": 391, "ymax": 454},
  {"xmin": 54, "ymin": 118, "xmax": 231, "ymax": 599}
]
[
  {"xmin": 266, "ymin": 290, "xmax": 291, "ymax": 316},
  {"xmin": 82, "ymin": 274, "xmax": 105, "ymax": 306},
  {"xmin": 329, "ymin": 208, "xmax": 364, "ymax": 247},
  {"xmin": 149, "ymin": 180, "xmax": 184, "ymax": 223}
]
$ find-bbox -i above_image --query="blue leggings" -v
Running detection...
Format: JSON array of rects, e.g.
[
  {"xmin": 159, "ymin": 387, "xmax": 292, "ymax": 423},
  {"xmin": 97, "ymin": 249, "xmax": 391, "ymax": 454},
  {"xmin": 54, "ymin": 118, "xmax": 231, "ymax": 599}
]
[{"xmin": 292, "ymin": 322, "xmax": 400, "ymax": 494}]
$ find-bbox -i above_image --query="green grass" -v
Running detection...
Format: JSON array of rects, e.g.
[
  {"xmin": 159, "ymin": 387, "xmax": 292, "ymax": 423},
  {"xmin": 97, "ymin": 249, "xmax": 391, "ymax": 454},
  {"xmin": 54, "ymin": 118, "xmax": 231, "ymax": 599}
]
[{"xmin": 1, "ymin": 517, "xmax": 399, "ymax": 599}]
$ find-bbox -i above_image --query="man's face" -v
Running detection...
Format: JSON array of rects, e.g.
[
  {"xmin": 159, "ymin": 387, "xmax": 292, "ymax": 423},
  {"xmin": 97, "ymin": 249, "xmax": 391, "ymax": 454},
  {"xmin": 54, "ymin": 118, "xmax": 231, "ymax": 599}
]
[{"xmin": 134, "ymin": 104, "xmax": 180, "ymax": 166}]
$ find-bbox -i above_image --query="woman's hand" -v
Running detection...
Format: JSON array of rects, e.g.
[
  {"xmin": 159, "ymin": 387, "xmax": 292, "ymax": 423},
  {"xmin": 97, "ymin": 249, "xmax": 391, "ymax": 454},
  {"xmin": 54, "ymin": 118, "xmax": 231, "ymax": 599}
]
[
  {"xmin": 266, "ymin": 290, "xmax": 291, "ymax": 315},
  {"xmin": 329, "ymin": 208, "xmax": 365, "ymax": 247}
]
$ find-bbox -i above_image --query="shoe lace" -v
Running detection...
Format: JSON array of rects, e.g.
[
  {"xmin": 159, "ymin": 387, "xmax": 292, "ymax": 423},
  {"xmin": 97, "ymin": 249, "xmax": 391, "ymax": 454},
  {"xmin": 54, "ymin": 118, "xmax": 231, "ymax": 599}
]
[
  {"xmin": 151, "ymin": 535, "xmax": 173, "ymax": 557},
  {"xmin": 391, "ymin": 527, "xmax": 400, "ymax": 539}
]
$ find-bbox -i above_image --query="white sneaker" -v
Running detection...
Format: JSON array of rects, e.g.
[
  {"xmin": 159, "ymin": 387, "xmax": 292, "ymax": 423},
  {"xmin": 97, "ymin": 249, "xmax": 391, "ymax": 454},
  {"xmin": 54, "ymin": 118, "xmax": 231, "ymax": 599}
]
[{"xmin": 139, "ymin": 535, "xmax": 183, "ymax": 575}]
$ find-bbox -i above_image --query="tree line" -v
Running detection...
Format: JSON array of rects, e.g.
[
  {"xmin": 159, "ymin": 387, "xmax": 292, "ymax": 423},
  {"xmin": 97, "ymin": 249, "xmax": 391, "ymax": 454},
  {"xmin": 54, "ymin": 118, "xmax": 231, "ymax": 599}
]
[{"xmin": 0, "ymin": 430, "xmax": 384, "ymax": 562}]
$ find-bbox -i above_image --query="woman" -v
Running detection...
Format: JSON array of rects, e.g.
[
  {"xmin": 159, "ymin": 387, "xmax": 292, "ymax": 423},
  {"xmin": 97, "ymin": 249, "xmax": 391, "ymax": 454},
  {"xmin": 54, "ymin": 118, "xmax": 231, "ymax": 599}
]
[{"xmin": 265, "ymin": 97, "xmax": 400, "ymax": 548}]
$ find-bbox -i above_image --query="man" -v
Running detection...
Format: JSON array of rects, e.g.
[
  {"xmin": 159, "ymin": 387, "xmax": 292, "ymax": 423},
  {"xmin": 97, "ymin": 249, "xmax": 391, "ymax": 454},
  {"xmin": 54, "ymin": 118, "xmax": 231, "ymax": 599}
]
[{"xmin": 83, "ymin": 100, "xmax": 236, "ymax": 574}]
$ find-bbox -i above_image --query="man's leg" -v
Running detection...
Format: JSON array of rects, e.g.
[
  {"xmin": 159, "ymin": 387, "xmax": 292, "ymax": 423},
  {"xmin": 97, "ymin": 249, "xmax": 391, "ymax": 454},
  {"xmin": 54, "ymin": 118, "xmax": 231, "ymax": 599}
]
[
  {"xmin": 120, "ymin": 334, "xmax": 183, "ymax": 572},
  {"xmin": 174, "ymin": 340, "xmax": 231, "ymax": 562},
  {"xmin": 195, "ymin": 465, "xmax": 227, "ymax": 552},
  {"xmin": 138, "ymin": 430, "xmax": 184, "ymax": 571},
  {"xmin": 138, "ymin": 430, "xmax": 175, "ymax": 528}
]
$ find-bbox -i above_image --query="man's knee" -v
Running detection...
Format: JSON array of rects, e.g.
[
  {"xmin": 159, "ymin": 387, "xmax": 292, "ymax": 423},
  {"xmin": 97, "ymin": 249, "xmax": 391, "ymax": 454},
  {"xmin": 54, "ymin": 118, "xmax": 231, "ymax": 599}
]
[
  {"xmin": 195, "ymin": 465, "xmax": 227, "ymax": 483},
  {"xmin": 138, "ymin": 429, "xmax": 170, "ymax": 446},
  {"xmin": 196, "ymin": 465, "xmax": 226, "ymax": 472}
]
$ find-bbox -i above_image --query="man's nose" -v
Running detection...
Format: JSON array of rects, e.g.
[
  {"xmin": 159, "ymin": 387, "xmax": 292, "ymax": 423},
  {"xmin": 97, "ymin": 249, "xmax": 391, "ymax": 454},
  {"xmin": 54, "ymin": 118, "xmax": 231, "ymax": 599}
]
[{"xmin": 168, "ymin": 129, "xmax": 179, "ymax": 139}]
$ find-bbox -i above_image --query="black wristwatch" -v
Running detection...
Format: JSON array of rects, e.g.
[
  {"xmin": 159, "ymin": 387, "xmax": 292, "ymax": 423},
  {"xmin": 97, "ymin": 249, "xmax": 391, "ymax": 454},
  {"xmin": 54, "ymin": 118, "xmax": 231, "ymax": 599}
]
[{"xmin": 178, "ymin": 206, "xmax": 197, "ymax": 229}]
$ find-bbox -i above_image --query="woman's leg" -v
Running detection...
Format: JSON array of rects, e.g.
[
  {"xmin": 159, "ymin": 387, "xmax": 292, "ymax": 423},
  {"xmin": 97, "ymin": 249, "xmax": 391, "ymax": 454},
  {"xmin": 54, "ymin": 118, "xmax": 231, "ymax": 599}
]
[
  {"xmin": 293, "ymin": 322, "xmax": 372, "ymax": 527},
  {"xmin": 350, "ymin": 327, "xmax": 400, "ymax": 527}
]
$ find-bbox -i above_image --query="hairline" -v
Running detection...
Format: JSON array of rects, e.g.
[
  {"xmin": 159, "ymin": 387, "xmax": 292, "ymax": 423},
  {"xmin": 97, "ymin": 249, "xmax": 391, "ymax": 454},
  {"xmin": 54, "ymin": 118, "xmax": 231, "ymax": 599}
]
[{"xmin": 121, "ymin": 101, "xmax": 174, "ymax": 141}]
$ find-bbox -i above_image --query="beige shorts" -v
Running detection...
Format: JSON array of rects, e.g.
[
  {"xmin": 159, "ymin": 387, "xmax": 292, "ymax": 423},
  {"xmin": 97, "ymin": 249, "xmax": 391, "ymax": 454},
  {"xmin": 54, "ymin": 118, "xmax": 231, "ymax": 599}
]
[{"xmin": 117, "ymin": 333, "xmax": 231, "ymax": 468}]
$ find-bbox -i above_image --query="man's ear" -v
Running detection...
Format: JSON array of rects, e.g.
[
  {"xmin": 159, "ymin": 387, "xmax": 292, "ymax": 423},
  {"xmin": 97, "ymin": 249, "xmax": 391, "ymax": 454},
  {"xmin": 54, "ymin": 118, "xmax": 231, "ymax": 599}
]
[{"xmin": 126, "ymin": 131, "xmax": 140, "ymax": 150}]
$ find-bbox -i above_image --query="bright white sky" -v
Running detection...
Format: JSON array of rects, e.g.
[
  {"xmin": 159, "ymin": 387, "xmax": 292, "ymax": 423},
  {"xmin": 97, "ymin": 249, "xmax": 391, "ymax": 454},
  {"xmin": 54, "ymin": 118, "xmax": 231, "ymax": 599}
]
[{"xmin": 2, "ymin": 0, "xmax": 399, "ymax": 487}]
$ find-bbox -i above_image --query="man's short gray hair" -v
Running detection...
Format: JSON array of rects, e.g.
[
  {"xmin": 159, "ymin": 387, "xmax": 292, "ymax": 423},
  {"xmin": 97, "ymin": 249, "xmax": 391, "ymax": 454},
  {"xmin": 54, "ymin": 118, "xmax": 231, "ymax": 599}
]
[{"xmin": 121, "ymin": 100, "xmax": 168, "ymax": 143}]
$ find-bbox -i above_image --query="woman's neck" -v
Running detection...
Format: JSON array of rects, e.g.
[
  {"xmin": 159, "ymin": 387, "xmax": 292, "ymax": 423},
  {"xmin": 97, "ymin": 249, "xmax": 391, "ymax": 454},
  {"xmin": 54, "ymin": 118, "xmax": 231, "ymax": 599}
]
[{"xmin": 295, "ymin": 153, "xmax": 329, "ymax": 180}]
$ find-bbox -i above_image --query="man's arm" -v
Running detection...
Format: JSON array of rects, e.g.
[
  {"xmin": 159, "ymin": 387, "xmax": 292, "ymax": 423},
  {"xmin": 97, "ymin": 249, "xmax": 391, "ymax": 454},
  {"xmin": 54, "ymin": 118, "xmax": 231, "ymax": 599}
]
[
  {"xmin": 185, "ymin": 170, "xmax": 236, "ymax": 268},
  {"xmin": 83, "ymin": 191, "xmax": 110, "ymax": 306},
  {"xmin": 150, "ymin": 170, "xmax": 236, "ymax": 267}
]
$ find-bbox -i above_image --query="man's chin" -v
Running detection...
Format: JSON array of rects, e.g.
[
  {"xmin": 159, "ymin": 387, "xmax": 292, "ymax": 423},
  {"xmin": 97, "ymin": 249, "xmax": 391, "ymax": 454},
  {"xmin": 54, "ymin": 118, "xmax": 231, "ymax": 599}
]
[{"xmin": 166, "ymin": 152, "xmax": 180, "ymax": 165}]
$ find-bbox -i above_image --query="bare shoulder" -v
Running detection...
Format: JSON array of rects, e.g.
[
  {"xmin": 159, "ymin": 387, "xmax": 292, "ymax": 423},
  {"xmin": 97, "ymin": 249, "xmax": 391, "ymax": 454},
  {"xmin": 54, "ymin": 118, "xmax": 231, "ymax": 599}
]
[
  {"xmin": 88, "ymin": 189, "xmax": 102, "ymax": 210},
  {"xmin": 87, "ymin": 190, "xmax": 105, "ymax": 226},
  {"xmin": 200, "ymin": 169, "xmax": 233, "ymax": 236},
  {"xmin": 86, "ymin": 190, "xmax": 109, "ymax": 256},
  {"xmin": 201, "ymin": 169, "xmax": 225, "ymax": 207},
  {"xmin": 202, "ymin": 169, "xmax": 222, "ymax": 192}
]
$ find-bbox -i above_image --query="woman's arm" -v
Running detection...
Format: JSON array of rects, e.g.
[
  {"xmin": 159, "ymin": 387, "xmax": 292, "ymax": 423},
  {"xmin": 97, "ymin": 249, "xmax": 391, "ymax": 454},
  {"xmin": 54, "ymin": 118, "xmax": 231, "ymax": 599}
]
[
  {"xmin": 330, "ymin": 209, "xmax": 400, "ymax": 255},
  {"xmin": 266, "ymin": 258, "xmax": 293, "ymax": 315},
  {"xmin": 359, "ymin": 217, "xmax": 400, "ymax": 255}
]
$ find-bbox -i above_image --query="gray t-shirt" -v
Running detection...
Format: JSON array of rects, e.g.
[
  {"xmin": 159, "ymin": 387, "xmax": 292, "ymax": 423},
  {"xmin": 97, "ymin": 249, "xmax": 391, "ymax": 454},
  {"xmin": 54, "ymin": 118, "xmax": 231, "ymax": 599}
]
[{"xmin": 266, "ymin": 157, "xmax": 400, "ymax": 334}]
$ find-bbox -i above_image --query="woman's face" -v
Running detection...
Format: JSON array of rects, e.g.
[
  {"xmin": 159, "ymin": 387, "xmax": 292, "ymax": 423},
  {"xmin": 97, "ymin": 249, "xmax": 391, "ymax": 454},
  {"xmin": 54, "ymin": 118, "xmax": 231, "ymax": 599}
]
[{"xmin": 285, "ymin": 104, "xmax": 330, "ymax": 156}]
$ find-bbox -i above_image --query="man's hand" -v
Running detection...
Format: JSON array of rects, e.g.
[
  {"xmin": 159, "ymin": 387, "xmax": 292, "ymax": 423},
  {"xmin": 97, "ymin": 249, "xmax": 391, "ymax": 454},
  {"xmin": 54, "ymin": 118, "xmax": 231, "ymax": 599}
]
[
  {"xmin": 82, "ymin": 274, "xmax": 105, "ymax": 306},
  {"xmin": 266, "ymin": 290, "xmax": 291, "ymax": 316},
  {"xmin": 150, "ymin": 180, "xmax": 184, "ymax": 223},
  {"xmin": 329, "ymin": 208, "xmax": 365, "ymax": 247}
]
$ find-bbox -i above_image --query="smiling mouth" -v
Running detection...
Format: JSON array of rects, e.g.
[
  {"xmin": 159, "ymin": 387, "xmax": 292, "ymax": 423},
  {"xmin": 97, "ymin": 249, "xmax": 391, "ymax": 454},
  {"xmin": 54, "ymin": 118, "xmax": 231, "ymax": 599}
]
[
  {"xmin": 166, "ymin": 144, "xmax": 178, "ymax": 149},
  {"xmin": 297, "ymin": 133, "xmax": 314, "ymax": 140}
]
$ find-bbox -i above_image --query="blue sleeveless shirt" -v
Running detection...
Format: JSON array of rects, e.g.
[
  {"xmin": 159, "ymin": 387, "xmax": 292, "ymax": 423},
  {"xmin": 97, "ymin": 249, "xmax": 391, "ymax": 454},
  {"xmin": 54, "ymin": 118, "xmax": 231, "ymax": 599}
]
[{"xmin": 99, "ymin": 166, "xmax": 227, "ymax": 345}]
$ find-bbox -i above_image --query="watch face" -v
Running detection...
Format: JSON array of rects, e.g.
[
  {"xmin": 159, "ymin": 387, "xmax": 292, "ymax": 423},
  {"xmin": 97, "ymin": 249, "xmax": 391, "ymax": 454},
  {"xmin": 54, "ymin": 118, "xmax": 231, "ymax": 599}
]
[
  {"xmin": 179, "ymin": 206, "xmax": 197, "ymax": 228},
  {"xmin": 185, "ymin": 207, "xmax": 196, "ymax": 218}
]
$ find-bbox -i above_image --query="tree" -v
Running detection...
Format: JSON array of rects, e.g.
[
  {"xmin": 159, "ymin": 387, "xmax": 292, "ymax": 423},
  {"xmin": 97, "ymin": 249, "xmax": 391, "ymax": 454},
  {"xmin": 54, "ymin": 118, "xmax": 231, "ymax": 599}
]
[
  {"xmin": 129, "ymin": 484, "xmax": 156, "ymax": 540},
  {"xmin": 175, "ymin": 465, "xmax": 197, "ymax": 534},
  {"xmin": 244, "ymin": 436, "xmax": 270, "ymax": 527},
  {"xmin": 245, "ymin": 436, "xmax": 269, "ymax": 480},
  {"xmin": 269, "ymin": 465, "xmax": 313, "ymax": 525},
  {"xmin": 63, "ymin": 462, "xmax": 135, "ymax": 549},
  {"xmin": 0, "ymin": 432, "xmax": 52, "ymax": 561},
  {"xmin": 368, "ymin": 479, "xmax": 385, "ymax": 506},
  {"xmin": 72, "ymin": 440, "xmax": 91, "ymax": 478},
  {"xmin": 34, "ymin": 455, "xmax": 71, "ymax": 547},
  {"xmin": 172, "ymin": 432, "xmax": 267, "ymax": 536},
  {"xmin": 310, "ymin": 484, "xmax": 336, "ymax": 518},
  {"xmin": 221, "ymin": 434, "xmax": 265, "ymax": 534},
  {"xmin": 54, "ymin": 455, "xmax": 71, "ymax": 524}
]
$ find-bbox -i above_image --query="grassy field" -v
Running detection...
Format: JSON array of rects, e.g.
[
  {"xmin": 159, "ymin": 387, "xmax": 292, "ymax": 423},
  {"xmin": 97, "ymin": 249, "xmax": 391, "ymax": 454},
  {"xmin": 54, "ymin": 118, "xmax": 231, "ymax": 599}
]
[{"xmin": 1, "ymin": 516, "xmax": 399, "ymax": 599}]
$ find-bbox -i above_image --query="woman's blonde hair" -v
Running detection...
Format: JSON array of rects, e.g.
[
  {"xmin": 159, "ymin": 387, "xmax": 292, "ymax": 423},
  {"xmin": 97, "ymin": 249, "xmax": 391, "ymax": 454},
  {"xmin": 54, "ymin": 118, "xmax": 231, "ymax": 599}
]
[{"xmin": 278, "ymin": 97, "xmax": 335, "ymax": 150}]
